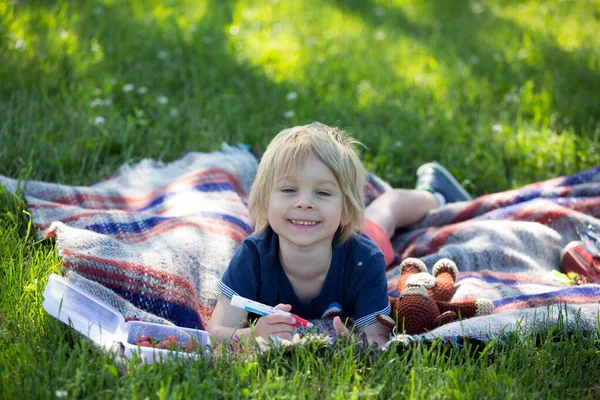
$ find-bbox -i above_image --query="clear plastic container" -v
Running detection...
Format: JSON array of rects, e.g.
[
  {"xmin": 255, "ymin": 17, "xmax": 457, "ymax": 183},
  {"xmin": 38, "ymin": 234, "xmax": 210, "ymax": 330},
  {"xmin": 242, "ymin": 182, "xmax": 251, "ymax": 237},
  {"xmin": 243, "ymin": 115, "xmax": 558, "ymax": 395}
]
[{"xmin": 42, "ymin": 274, "xmax": 211, "ymax": 364}]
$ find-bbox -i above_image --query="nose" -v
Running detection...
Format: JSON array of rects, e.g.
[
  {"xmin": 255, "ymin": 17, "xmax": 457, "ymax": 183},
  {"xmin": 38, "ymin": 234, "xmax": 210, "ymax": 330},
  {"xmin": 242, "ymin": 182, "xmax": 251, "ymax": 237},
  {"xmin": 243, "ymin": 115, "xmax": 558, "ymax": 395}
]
[{"xmin": 294, "ymin": 193, "xmax": 314, "ymax": 209}]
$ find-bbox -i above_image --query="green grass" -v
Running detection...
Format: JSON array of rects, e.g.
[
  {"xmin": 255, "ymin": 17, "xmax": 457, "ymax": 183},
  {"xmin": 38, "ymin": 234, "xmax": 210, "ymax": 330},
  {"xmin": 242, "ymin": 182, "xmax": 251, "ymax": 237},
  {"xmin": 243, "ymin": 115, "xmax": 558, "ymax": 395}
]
[{"xmin": 1, "ymin": 0, "xmax": 600, "ymax": 398}]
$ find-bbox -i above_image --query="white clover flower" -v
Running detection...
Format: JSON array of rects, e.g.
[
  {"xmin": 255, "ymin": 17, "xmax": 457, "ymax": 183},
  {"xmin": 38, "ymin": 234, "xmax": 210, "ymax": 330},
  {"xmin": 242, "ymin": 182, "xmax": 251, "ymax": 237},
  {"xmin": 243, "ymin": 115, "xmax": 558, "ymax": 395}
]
[
  {"xmin": 471, "ymin": 3, "xmax": 485, "ymax": 13},
  {"xmin": 189, "ymin": 24, "xmax": 198, "ymax": 33},
  {"xmin": 285, "ymin": 92, "xmax": 298, "ymax": 101},
  {"xmin": 157, "ymin": 50, "xmax": 169, "ymax": 60},
  {"xmin": 89, "ymin": 98, "xmax": 106, "ymax": 107},
  {"xmin": 503, "ymin": 93, "xmax": 518, "ymax": 103},
  {"xmin": 492, "ymin": 123, "xmax": 503, "ymax": 133},
  {"xmin": 122, "ymin": 83, "xmax": 135, "ymax": 93},
  {"xmin": 94, "ymin": 116, "xmax": 106, "ymax": 126},
  {"xmin": 374, "ymin": 30, "xmax": 386, "ymax": 41},
  {"xmin": 469, "ymin": 55, "xmax": 479, "ymax": 65},
  {"xmin": 59, "ymin": 30, "xmax": 69, "ymax": 40},
  {"xmin": 373, "ymin": 6, "xmax": 386, "ymax": 16},
  {"xmin": 284, "ymin": 110, "xmax": 295, "ymax": 119},
  {"xmin": 55, "ymin": 389, "xmax": 68, "ymax": 398},
  {"xmin": 137, "ymin": 86, "xmax": 148, "ymax": 94},
  {"xmin": 157, "ymin": 95, "xmax": 169, "ymax": 105},
  {"xmin": 93, "ymin": 5, "xmax": 103, "ymax": 15},
  {"xmin": 169, "ymin": 107, "xmax": 180, "ymax": 117},
  {"xmin": 14, "ymin": 39, "xmax": 25, "ymax": 50},
  {"xmin": 229, "ymin": 26, "xmax": 239, "ymax": 35},
  {"xmin": 91, "ymin": 42, "xmax": 101, "ymax": 53}
]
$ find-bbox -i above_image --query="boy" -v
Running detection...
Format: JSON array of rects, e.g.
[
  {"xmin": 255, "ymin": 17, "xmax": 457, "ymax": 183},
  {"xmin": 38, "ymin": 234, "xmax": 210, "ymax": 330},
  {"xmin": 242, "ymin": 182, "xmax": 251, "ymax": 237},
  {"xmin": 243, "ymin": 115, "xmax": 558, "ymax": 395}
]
[{"xmin": 207, "ymin": 122, "xmax": 471, "ymax": 346}]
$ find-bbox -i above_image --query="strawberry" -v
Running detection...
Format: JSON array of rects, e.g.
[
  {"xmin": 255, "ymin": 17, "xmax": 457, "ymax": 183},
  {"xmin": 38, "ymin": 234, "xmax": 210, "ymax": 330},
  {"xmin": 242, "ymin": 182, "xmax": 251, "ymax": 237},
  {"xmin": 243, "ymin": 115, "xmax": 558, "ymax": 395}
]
[
  {"xmin": 183, "ymin": 340, "xmax": 198, "ymax": 353},
  {"xmin": 133, "ymin": 334, "xmax": 152, "ymax": 345},
  {"xmin": 138, "ymin": 341, "xmax": 153, "ymax": 347},
  {"xmin": 157, "ymin": 338, "xmax": 178, "ymax": 350}
]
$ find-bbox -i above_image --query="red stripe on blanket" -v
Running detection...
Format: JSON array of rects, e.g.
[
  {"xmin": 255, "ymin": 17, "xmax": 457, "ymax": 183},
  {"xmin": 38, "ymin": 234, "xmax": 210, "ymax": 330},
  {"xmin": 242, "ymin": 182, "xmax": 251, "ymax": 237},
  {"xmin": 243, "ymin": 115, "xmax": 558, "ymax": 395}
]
[
  {"xmin": 494, "ymin": 296, "xmax": 600, "ymax": 313},
  {"xmin": 35, "ymin": 205, "xmax": 250, "ymax": 232},
  {"xmin": 61, "ymin": 249, "xmax": 205, "ymax": 306},
  {"xmin": 46, "ymin": 169, "xmax": 247, "ymax": 209}
]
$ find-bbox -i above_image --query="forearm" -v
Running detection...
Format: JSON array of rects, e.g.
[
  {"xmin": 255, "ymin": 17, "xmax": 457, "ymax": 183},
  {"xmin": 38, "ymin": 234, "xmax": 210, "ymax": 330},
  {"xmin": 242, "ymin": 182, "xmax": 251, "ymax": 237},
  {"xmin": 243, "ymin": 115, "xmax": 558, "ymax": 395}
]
[{"xmin": 208, "ymin": 325, "xmax": 252, "ymax": 343}]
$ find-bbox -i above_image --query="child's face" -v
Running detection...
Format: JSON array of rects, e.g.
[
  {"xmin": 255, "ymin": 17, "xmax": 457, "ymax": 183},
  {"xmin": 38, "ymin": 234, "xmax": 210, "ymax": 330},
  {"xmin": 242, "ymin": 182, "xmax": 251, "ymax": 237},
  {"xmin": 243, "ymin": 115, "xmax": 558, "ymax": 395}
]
[{"xmin": 268, "ymin": 153, "xmax": 344, "ymax": 251}]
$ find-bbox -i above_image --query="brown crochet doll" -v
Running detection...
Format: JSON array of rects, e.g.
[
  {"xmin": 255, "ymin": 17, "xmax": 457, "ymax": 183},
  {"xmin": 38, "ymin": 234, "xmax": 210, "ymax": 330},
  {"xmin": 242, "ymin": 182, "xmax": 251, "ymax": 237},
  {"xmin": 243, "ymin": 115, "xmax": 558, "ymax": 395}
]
[{"xmin": 377, "ymin": 258, "xmax": 494, "ymax": 335}]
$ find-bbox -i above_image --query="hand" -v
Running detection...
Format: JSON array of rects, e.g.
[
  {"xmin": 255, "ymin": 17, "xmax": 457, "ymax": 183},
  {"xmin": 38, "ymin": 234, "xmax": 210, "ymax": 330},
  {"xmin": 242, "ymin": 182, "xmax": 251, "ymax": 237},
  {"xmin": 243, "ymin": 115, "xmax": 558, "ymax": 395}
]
[
  {"xmin": 333, "ymin": 316, "xmax": 350, "ymax": 335},
  {"xmin": 253, "ymin": 304, "xmax": 297, "ymax": 341}
]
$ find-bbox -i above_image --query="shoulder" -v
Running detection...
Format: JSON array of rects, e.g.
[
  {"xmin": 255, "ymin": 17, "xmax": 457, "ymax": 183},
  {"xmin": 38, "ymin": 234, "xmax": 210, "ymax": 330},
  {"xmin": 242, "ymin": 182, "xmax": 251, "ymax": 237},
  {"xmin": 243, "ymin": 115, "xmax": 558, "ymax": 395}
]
[
  {"xmin": 341, "ymin": 231, "xmax": 385, "ymax": 262},
  {"xmin": 237, "ymin": 226, "xmax": 277, "ymax": 258}
]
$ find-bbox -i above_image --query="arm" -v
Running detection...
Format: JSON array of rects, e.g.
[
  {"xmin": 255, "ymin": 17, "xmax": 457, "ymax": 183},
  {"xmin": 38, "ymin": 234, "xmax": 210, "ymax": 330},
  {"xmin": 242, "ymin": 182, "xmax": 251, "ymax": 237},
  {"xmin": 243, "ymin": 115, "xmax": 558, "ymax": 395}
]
[
  {"xmin": 207, "ymin": 294, "xmax": 297, "ymax": 343},
  {"xmin": 333, "ymin": 317, "xmax": 391, "ymax": 347},
  {"xmin": 360, "ymin": 320, "xmax": 392, "ymax": 347}
]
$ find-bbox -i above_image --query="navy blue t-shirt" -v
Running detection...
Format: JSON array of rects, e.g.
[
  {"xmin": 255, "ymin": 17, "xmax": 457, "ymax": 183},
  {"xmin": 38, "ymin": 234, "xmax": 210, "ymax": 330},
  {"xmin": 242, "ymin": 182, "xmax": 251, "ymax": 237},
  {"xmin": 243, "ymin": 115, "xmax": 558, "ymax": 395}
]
[{"xmin": 218, "ymin": 227, "xmax": 390, "ymax": 328}]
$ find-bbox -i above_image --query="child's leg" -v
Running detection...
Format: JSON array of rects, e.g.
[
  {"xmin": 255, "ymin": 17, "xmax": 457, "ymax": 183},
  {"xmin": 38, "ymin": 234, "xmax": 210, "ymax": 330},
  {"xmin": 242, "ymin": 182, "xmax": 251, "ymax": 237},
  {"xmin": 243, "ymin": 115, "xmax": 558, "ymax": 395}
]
[
  {"xmin": 363, "ymin": 163, "xmax": 472, "ymax": 267},
  {"xmin": 365, "ymin": 189, "xmax": 439, "ymax": 238}
]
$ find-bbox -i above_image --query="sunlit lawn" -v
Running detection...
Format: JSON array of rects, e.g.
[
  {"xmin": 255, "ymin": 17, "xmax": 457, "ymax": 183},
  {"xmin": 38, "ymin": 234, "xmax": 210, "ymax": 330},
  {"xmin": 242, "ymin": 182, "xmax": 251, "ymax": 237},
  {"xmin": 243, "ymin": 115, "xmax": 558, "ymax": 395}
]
[{"xmin": 1, "ymin": 0, "xmax": 600, "ymax": 398}]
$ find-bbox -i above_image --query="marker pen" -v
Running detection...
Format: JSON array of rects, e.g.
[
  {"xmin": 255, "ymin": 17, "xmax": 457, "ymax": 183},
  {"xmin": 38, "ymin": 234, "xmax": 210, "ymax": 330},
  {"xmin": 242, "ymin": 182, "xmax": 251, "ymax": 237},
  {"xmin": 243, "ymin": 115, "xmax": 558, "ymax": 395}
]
[{"xmin": 231, "ymin": 295, "xmax": 313, "ymax": 328}]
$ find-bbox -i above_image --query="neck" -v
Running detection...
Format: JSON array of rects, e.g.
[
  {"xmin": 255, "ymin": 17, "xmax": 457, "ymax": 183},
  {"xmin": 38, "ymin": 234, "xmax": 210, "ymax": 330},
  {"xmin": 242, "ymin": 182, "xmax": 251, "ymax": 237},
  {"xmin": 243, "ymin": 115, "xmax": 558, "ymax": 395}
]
[{"xmin": 278, "ymin": 240, "xmax": 332, "ymax": 280}]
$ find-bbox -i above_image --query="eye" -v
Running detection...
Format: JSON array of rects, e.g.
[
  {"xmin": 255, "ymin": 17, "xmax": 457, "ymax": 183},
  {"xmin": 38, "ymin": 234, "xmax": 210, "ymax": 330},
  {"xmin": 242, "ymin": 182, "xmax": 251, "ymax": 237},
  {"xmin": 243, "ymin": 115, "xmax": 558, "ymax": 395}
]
[
  {"xmin": 280, "ymin": 188, "xmax": 296, "ymax": 193},
  {"xmin": 316, "ymin": 191, "xmax": 331, "ymax": 197}
]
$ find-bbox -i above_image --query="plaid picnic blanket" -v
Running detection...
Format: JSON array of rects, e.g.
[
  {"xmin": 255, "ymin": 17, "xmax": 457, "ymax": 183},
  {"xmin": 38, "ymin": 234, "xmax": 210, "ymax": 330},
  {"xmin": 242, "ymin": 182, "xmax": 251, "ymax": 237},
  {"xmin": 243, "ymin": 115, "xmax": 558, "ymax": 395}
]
[{"xmin": 2, "ymin": 146, "xmax": 599, "ymax": 343}]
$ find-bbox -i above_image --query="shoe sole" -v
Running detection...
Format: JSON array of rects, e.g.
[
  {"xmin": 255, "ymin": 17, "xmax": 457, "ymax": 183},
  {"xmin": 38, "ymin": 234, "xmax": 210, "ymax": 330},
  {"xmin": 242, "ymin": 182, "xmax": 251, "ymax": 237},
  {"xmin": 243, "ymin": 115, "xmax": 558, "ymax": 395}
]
[{"xmin": 417, "ymin": 162, "xmax": 473, "ymax": 201}]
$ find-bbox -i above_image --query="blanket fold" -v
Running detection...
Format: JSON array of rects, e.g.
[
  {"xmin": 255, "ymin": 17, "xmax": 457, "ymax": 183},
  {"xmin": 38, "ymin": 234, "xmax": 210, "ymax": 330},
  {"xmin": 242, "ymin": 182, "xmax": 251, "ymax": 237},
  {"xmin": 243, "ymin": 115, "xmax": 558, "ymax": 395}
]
[{"xmin": 2, "ymin": 148, "xmax": 599, "ymax": 342}]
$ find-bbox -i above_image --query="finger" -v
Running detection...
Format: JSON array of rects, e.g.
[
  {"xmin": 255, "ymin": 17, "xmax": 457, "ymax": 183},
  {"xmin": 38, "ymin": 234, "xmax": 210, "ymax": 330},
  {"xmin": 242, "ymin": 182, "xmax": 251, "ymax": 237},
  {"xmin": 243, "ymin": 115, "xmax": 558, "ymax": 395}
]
[
  {"xmin": 263, "ymin": 313, "xmax": 296, "ymax": 325},
  {"xmin": 272, "ymin": 332, "xmax": 293, "ymax": 341},
  {"xmin": 268, "ymin": 324, "xmax": 296, "ymax": 335},
  {"xmin": 333, "ymin": 316, "xmax": 350, "ymax": 335},
  {"xmin": 274, "ymin": 303, "xmax": 292, "ymax": 312}
]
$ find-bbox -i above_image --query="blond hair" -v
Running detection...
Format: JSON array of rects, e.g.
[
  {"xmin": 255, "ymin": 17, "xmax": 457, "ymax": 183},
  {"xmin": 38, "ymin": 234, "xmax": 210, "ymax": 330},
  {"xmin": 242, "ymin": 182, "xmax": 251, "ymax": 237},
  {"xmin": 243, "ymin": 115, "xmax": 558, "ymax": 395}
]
[{"xmin": 248, "ymin": 122, "xmax": 366, "ymax": 243}]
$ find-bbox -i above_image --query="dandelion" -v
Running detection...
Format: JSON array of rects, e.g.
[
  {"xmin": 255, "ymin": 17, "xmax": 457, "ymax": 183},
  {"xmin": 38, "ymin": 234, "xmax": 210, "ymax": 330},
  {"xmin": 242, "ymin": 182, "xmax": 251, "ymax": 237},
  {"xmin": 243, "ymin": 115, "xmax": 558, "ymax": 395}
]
[
  {"xmin": 229, "ymin": 25, "xmax": 240, "ymax": 35},
  {"xmin": 492, "ymin": 123, "xmax": 503, "ymax": 134},
  {"xmin": 157, "ymin": 96, "xmax": 169, "ymax": 105},
  {"xmin": 137, "ymin": 86, "xmax": 148, "ymax": 94},
  {"xmin": 55, "ymin": 389, "xmax": 68, "ymax": 398},
  {"xmin": 285, "ymin": 92, "xmax": 298, "ymax": 101},
  {"xmin": 157, "ymin": 50, "xmax": 169, "ymax": 60},
  {"xmin": 374, "ymin": 30, "xmax": 386, "ymax": 41},
  {"xmin": 122, "ymin": 83, "xmax": 135, "ymax": 93},
  {"xmin": 94, "ymin": 116, "xmax": 106, "ymax": 126},
  {"xmin": 169, "ymin": 107, "xmax": 180, "ymax": 117},
  {"xmin": 283, "ymin": 110, "xmax": 295, "ymax": 119}
]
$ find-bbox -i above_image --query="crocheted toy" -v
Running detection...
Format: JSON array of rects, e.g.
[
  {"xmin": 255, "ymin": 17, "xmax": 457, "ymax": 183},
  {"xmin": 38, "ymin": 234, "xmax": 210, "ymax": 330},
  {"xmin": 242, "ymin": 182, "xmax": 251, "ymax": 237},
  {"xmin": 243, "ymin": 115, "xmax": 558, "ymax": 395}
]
[{"xmin": 377, "ymin": 258, "xmax": 495, "ymax": 334}]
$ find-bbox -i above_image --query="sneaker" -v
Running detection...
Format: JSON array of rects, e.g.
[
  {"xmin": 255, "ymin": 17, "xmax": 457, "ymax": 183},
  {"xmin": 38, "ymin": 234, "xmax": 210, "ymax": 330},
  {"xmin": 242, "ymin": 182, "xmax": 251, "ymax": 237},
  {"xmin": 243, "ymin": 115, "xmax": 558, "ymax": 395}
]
[{"xmin": 415, "ymin": 162, "xmax": 472, "ymax": 203}]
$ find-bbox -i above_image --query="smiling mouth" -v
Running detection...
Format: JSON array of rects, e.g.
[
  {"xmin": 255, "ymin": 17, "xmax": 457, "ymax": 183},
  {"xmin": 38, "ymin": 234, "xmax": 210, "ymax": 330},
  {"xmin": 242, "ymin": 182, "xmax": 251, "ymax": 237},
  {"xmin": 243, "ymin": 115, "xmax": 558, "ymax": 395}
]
[{"xmin": 289, "ymin": 219, "xmax": 320, "ymax": 226}]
